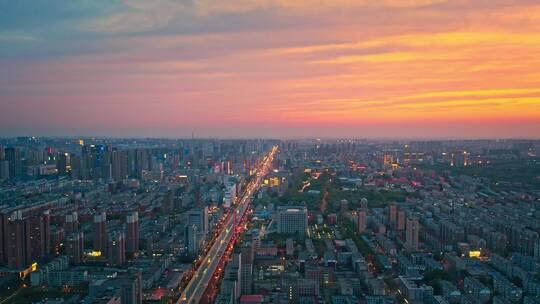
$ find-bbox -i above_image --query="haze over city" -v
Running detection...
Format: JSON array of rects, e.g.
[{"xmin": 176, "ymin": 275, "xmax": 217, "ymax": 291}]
[{"xmin": 2, "ymin": 0, "xmax": 540, "ymax": 138}]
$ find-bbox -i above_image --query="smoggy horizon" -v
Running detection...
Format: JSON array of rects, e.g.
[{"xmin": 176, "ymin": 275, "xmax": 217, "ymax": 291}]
[{"xmin": 2, "ymin": 1, "xmax": 540, "ymax": 138}]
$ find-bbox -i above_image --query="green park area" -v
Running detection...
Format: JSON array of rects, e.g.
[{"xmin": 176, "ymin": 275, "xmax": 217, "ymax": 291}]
[{"xmin": 255, "ymin": 168, "xmax": 420, "ymax": 214}]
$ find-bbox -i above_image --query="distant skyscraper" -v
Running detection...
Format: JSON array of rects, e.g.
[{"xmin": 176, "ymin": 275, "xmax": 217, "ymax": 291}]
[
  {"xmin": 56, "ymin": 153, "xmax": 67, "ymax": 175},
  {"xmin": 222, "ymin": 253, "xmax": 242, "ymax": 302},
  {"xmin": 360, "ymin": 197, "xmax": 368, "ymax": 209},
  {"xmin": 5, "ymin": 147, "xmax": 21, "ymax": 180},
  {"xmin": 43, "ymin": 210, "xmax": 51, "ymax": 256},
  {"xmin": 240, "ymin": 245, "xmax": 254, "ymax": 295},
  {"xmin": 66, "ymin": 232, "xmax": 84, "ymax": 264},
  {"xmin": 112, "ymin": 150, "xmax": 129, "ymax": 181},
  {"xmin": 64, "ymin": 211, "xmax": 79, "ymax": 233},
  {"xmin": 24, "ymin": 213, "xmax": 47, "ymax": 265},
  {"xmin": 108, "ymin": 231, "xmax": 126, "ymax": 267},
  {"xmin": 110, "ymin": 270, "xmax": 142, "ymax": 304},
  {"xmin": 358, "ymin": 209, "xmax": 367, "ymax": 233},
  {"xmin": 1, "ymin": 210, "xmax": 51, "ymax": 269},
  {"xmin": 126, "ymin": 212, "xmax": 139, "ymax": 255},
  {"xmin": 93, "ymin": 212, "xmax": 108, "ymax": 254},
  {"xmin": 70, "ymin": 154, "xmax": 82, "ymax": 180},
  {"xmin": 6, "ymin": 211, "xmax": 25, "ymax": 268},
  {"xmin": 397, "ymin": 209, "xmax": 406, "ymax": 230},
  {"xmin": 405, "ymin": 217, "xmax": 420, "ymax": 251},
  {"xmin": 389, "ymin": 204, "xmax": 397, "ymax": 228}
]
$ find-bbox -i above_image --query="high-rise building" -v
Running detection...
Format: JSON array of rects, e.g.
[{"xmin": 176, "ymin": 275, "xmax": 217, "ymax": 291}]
[
  {"xmin": 186, "ymin": 207, "xmax": 209, "ymax": 236},
  {"xmin": 405, "ymin": 217, "xmax": 420, "ymax": 251},
  {"xmin": 112, "ymin": 150, "xmax": 129, "ymax": 181},
  {"xmin": 360, "ymin": 197, "xmax": 368, "ymax": 209},
  {"xmin": 277, "ymin": 206, "xmax": 308, "ymax": 236},
  {"xmin": 1, "ymin": 210, "xmax": 51, "ymax": 269},
  {"xmin": 134, "ymin": 148, "xmax": 150, "ymax": 178},
  {"xmin": 0, "ymin": 146, "xmax": 4, "ymax": 180},
  {"xmin": 64, "ymin": 211, "xmax": 79, "ymax": 233},
  {"xmin": 0, "ymin": 160, "xmax": 9, "ymax": 181},
  {"xmin": 56, "ymin": 153, "xmax": 68, "ymax": 175},
  {"xmin": 66, "ymin": 232, "xmax": 84, "ymax": 264},
  {"xmin": 240, "ymin": 246, "xmax": 254, "ymax": 295},
  {"xmin": 24, "ymin": 214, "xmax": 46, "ymax": 265},
  {"xmin": 397, "ymin": 209, "xmax": 406, "ymax": 231},
  {"xmin": 93, "ymin": 212, "xmax": 108, "ymax": 254},
  {"xmin": 108, "ymin": 231, "xmax": 126, "ymax": 267},
  {"xmin": 70, "ymin": 154, "xmax": 82, "ymax": 180},
  {"xmin": 358, "ymin": 209, "xmax": 367, "ymax": 233},
  {"xmin": 221, "ymin": 253, "xmax": 242, "ymax": 302},
  {"xmin": 5, "ymin": 211, "xmax": 25, "ymax": 268},
  {"xmin": 184, "ymin": 224, "xmax": 198, "ymax": 253},
  {"xmin": 43, "ymin": 210, "xmax": 51, "ymax": 256},
  {"xmin": 5, "ymin": 147, "xmax": 21, "ymax": 180},
  {"xmin": 110, "ymin": 271, "xmax": 142, "ymax": 304},
  {"xmin": 126, "ymin": 212, "xmax": 139, "ymax": 255}
]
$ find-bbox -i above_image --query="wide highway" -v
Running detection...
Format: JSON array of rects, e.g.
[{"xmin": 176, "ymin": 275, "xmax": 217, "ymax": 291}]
[{"xmin": 177, "ymin": 146, "xmax": 278, "ymax": 304}]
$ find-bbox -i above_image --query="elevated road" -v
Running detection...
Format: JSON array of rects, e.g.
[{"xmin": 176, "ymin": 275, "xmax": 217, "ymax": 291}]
[{"xmin": 178, "ymin": 146, "xmax": 278, "ymax": 304}]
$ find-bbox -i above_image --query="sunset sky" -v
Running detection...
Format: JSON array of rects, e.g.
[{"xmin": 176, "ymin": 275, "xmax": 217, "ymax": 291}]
[{"xmin": 1, "ymin": 0, "xmax": 540, "ymax": 139}]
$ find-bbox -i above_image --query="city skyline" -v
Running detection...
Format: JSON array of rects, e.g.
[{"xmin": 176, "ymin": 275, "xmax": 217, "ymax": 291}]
[{"xmin": 2, "ymin": 1, "xmax": 540, "ymax": 138}]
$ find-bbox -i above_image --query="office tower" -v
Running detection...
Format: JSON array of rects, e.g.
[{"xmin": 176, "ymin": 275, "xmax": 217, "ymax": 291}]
[
  {"xmin": 277, "ymin": 206, "xmax": 308, "ymax": 236},
  {"xmin": 64, "ymin": 211, "xmax": 79, "ymax": 233},
  {"xmin": 66, "ymin": 232, "xmax": 84, "ymax": 264},
  {"xmin": 93, "ymin": 212, "xmax": 108, "ymax": 254},
  {"xmin": 5, "ymin": 147, "xmax": 21, "ymax": 180},
  {"xmin": 397, "ymin": 209, "xmax": 406, "ymax": 230},
  {"xmin": 389, "ymin": 204, "xmax": 397, "ymax": 227},
  {"xmin": 184, "ymin": 224, "xmax": 198, "ymax": 253},
  {"xmin": 186, "ymin": 207, "xmax": 209, "ymax": 236},
  {"xmin": 405, "ymin": 217, "xmax": 420, "ymax": 251},
  {"xmin": 108, "ymin": 231, "xmax": 126, "ymax": 267},
  {"xmin": 126, "ymin": 212, "xmax": 139, "ymax": 255},
  {"xmin": 358, "ymin": 209, "xmax": 367, "ymax": 233}
]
